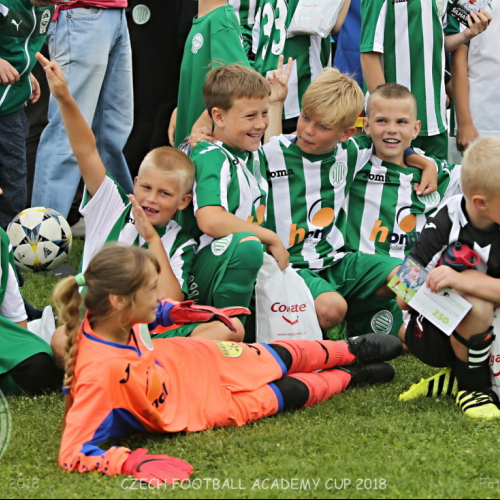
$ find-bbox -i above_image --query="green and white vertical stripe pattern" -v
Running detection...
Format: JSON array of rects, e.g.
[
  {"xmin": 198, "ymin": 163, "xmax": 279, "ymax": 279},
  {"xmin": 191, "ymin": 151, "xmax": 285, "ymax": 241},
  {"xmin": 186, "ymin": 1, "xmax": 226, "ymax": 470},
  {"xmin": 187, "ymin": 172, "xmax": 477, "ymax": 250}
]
[
  {"xmin": 229, "ymin": 0, "xmax": 259, "ymax": 24},
  {"xmin": 360, "ymin": 0, "xmax": 448, "ymax": 136},
  {"xmin": 192, "ymin": 142, "xmax": 269, "ymax": 251},
  {"xmin": 264, "ymin": 135, "xmax": 374, "ymax": 270},
  {"xmin": 252, "ymin": 0, "xmax": 331, "ymax": 119},
  {"xmin": 345, "ymin": 155, "xmax": 462, "ymax": 259}
]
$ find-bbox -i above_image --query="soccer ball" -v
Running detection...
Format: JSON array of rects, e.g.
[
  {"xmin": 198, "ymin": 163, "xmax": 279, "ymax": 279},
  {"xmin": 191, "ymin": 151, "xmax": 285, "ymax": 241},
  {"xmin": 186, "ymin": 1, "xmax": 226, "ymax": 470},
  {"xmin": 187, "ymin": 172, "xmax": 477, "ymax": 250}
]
[{"xmin": 7, "ymin": 207, "xmax": 73, "ymax": 272}]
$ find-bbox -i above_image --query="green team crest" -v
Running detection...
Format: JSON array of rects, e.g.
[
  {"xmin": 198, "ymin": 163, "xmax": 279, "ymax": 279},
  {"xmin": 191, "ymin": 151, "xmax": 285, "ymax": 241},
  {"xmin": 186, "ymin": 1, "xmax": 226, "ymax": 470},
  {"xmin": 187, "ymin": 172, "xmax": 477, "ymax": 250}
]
[
  {"xmin": 212, "ymin": 235, "xmax": 233, "ymax": 256},
  {"xmin": 0, "ymin": 390, "xmax": 11, "ymax": 461},
  {"xmin": 418, "ymin": 192, "xmax": 441, "ymax": 208},
  {"xmin": 329, "ymin": 162, "xmax": 348, "ymax": 187},
  {"xmin": 192, "ymin": 33, "xmax": 204, "ymax": 54},
  {"xmin": 371, "ymin": 311, "xmax": 393, "ymax": 335},
  {"xmin": 132, "ymin": 5, "xmax": 151, "ymax": 25}
]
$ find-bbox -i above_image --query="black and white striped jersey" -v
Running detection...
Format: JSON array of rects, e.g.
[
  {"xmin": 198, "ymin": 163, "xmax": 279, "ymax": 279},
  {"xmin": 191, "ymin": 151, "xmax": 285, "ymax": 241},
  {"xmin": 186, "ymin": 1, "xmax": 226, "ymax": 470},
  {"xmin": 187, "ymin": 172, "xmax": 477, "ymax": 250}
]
[{"xmin": 409, "ymin": 195, "xmax": 500, "ymax": 277}]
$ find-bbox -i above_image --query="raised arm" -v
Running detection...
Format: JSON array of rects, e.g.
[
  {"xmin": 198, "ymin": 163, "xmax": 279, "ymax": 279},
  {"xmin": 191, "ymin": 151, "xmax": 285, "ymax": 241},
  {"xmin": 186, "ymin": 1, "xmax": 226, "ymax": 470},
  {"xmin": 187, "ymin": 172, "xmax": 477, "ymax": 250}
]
[
  {"xmin": 35, "ymin": 53, "xmax": 106, "ymax": 197},
  {"xmin": 444, "ymin": 10, "xmax": 492, "ymax": 53}
]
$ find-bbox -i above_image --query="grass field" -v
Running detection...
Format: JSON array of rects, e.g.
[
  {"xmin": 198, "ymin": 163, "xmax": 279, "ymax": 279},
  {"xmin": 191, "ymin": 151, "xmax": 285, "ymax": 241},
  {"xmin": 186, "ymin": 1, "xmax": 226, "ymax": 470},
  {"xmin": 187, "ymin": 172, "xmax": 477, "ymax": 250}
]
[{"xmin": 1, "ymin": 240, "xmax": 500, "ymax": 499}]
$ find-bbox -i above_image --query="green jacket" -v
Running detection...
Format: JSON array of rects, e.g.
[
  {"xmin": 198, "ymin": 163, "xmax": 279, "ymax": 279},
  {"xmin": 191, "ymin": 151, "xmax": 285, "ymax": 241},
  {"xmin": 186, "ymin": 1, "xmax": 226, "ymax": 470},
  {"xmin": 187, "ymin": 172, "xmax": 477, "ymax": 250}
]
[{"xmin": 0, "ymin": 0, "xmax": 54, "ymax": 116}]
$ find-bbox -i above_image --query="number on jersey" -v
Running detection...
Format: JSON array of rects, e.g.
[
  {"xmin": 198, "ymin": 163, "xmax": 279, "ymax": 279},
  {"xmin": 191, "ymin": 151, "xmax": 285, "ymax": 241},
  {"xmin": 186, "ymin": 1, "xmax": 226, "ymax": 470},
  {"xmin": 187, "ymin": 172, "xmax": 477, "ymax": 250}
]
[{"xmin": 261, "ymin": 0, "xmax": 288, "ymax": 60}]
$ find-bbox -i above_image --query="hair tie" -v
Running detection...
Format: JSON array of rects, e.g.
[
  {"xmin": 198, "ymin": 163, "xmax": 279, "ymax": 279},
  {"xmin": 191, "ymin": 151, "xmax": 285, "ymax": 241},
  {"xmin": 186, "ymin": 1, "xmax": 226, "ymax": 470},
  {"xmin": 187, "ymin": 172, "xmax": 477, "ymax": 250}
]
[{"xmin": 75, "ymin": 274, "xmax": 86, "ymax": 287}]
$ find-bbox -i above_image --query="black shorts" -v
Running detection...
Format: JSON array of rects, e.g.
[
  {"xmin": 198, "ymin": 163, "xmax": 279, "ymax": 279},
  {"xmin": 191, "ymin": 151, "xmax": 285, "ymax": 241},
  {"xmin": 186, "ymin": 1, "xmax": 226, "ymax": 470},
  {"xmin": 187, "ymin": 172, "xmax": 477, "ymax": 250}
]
[{"xmin": 405, "ymin": 313, "xmax": 457, "ymax": 368}]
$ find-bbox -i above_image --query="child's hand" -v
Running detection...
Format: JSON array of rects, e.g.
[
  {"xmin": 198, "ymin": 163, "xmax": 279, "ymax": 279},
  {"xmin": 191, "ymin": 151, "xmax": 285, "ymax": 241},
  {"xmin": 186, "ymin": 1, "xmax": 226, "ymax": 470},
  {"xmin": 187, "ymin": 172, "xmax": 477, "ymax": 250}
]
[
  {"xmin": 128, "ymin": 194, "xmax": 159, "ymax": 244},
  {"xmin": 426, "ymin": 266, "xmax": 465, "ymax": 294},
  {"xmin": 168, "ymin": 108, "xmax": 177, "ymax": 147},
  {"xmin": 268, "ymin": 55, "xmax": 294, "ymax": 105},
  {"xmin": 190, "ymin": 126, "xmax": 215, "ymax": 149},
  {"xmin": 0, "ymin": 58, "xmax": 19, "ymax": 85},
  {"xmin": 35, "ymin": 52, "xmax": 70, "ymax": 101},
  {"xmin": 267, "ymin": 236, "xmax": 290, "ymax": 271},
  {"xmin": 414, "ymin": 166, "xmax": 438, "ymax": 196},
  {"xmin": 465, "ymin": 10, "xmax": 492, "ymax": 40},
  {"xmin": 28, "ymin": 73, "xmax": 41, "ymax": 104}
]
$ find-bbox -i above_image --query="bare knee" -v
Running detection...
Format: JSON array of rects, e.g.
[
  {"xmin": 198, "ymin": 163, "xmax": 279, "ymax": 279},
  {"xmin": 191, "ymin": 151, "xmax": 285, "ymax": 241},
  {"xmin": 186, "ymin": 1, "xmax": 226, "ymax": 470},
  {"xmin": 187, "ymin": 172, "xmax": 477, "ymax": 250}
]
[
  {"xmin": 458, "ymin": 295, "xmax": 494, "ymax": 335},
  {"xmin": 224, "ymin": 318, "xmax": 245, "ymax": 342},
  {"xmin": 190, "ymin": 318, "xmax": 245, "ymax": 342},
  {"xmin": 51, "ymin": 325, "xmax": 67, "ymax": 369},
  {"xmin": 315, "ymin": 292, "xmax": 347, "ymax": 331}
]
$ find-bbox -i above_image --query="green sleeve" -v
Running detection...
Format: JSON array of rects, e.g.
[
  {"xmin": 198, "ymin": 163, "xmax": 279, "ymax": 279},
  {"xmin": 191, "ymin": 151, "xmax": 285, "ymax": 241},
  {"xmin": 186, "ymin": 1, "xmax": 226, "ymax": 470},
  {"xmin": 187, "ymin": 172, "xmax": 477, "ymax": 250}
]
[
  {"xmin": 360, "ymin": 0, "xmax": 388, "ymax": 53},
  {"xmin": 169, "ymin": 236, "xmax": 197, "ymax": 295},
  {"xmin": 352, "ymin": 135, "xmax": 374, "ymax": 151},
  {"xmin": 192, "ymin": 146, "xmax": 231, "ymax": 211}
]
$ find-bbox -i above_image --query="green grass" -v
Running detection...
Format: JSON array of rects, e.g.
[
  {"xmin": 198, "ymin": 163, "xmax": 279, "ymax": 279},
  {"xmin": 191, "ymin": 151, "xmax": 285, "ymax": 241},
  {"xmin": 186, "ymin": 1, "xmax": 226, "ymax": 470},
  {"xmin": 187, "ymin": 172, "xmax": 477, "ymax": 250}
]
[{"xmin": 1, "ymin": 240, "xmax": 500, "ymax": 499}]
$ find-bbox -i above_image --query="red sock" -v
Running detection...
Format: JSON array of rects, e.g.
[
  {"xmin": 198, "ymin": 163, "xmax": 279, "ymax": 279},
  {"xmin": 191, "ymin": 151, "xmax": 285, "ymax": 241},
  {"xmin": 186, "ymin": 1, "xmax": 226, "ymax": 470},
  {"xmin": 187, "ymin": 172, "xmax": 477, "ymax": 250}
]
[
  {"xmin": 290, "ymin": 370, "xmax": 352, "ymax": 407},
  {"xmin": 271, "ymin": 340, "xmax": 355, "ymax": 374}
]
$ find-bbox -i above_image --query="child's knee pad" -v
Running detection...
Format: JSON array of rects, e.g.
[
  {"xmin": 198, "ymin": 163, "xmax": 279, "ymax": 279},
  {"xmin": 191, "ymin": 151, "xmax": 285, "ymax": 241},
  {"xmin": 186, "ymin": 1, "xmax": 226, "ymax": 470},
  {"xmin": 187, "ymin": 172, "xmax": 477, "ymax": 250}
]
[{"xmin": 453, "ymin": 328, "xmax": 494, "ymax": 368}]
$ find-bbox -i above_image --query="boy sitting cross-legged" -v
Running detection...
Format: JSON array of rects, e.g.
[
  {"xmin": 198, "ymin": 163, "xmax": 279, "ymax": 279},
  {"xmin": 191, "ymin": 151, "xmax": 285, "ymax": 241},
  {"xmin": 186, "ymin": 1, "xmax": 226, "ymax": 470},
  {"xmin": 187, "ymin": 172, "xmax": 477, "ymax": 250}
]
[
  {"xmin": 263, "ymin": 69, "xmax": 438, "ymax": 343},
  {"xmin": 344, "ymin": 83, "xmax": 463, "ymax": 260},
  {"xmin": 35, "ymin": 53, "xmax": 245, "ymax": 368},
  {"xmin": 179, "ymin": 62, "xmax": 293, "ymax": 339},
  {"xmin": 399, "ymin": 137, "xmax": 500, "ymax": 420}
]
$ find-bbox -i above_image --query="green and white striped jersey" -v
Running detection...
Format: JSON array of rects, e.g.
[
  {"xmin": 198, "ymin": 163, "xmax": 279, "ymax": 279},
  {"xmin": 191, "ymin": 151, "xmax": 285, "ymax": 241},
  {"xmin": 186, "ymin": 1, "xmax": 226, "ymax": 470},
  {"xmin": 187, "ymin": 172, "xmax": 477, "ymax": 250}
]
[
  {"xmin": 252, "ymin": 0, "xmax": 331, "ymax": 119},
  {"xmin": 264, "ymin": 134, "xmax": 374, "ymax": 270},
  {"xmin": 80, "ymin": 176, "xmax": 196, "ymax": 295},
  {"xmin": 228, "ymin": 0, "xmax": 259, "ymax": 24},
  {"xmin": 185, "ymin": 141, "xmax": 269, "ymax": 251},
  {"xmin": 345, "ymin": 154, "xmax": 462, "ymax": 259},
  {"xmin": 360, "ymin": 0, "xmax": 449, "ymax": 136}
]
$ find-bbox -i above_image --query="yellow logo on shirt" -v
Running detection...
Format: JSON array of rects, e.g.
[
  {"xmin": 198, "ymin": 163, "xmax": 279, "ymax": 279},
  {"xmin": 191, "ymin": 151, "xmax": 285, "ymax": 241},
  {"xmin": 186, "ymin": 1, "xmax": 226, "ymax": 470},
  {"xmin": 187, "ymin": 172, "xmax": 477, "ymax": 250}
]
[{"xmin": 214, "ymin": 341, "xmax": 244, "ymax": 358}]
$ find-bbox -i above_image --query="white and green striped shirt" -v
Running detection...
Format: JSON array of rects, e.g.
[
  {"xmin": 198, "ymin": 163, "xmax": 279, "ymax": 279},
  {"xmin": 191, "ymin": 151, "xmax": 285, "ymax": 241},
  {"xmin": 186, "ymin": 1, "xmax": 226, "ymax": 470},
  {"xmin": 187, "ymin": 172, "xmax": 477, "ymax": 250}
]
[
  {"xmin": 80, "ymin": 176, "xmax": 196, "ymax": 295},
  {"xmin": 264, "ymin": 134, "xmax": 374, "ymax": 270},
  {"xmin": 188, "ymin": 141, "xmax": 269, "ymax": 251},
  {"xmin": 360, "ymin": 0, "xmax": 449, "ymax": 136},
  {"xmin": 228, "ymin": 0, "xmax": 259, "ymax": 24},
  {"xmin": 252, "ymin": 0, "xmax": 331, "ymax": 119},
  {"xmin": 345, "ymin": 154, "xmax": 462, "ymax": 259}
]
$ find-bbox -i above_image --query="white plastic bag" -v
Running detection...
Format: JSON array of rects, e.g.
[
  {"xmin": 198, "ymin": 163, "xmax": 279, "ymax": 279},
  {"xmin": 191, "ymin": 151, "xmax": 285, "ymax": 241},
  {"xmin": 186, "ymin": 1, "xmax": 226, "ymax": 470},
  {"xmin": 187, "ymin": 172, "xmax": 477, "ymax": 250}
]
[
  {"xmin": 27, "ymin": 306, "xmax": 56, "ymax": 345},
  {"xmin": 287, "ymin": 0, "xmax": 347, "ymax": 39},
  {"xmin": 491, "ymin": 312, "xmax": 500, "ymax": 399},
  {"xmin": 255, "ymin": 254, "xmax": 323, "ymax": 343}
]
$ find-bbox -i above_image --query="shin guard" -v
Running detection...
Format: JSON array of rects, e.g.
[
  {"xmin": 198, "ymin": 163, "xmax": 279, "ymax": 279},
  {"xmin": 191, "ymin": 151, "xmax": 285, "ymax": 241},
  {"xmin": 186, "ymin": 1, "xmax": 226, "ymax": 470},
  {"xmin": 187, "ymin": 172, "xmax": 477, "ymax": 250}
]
[
  {"xmin": 271, "ymin": 340, "xmax": 356, "ymax": 374},
  {"xmin": 453, "ymin": 328, "xmax": 495, "ymax": 392},
  {"xmin": 289, "ymin": 370, "xmax": 352, "ymax": 408}
]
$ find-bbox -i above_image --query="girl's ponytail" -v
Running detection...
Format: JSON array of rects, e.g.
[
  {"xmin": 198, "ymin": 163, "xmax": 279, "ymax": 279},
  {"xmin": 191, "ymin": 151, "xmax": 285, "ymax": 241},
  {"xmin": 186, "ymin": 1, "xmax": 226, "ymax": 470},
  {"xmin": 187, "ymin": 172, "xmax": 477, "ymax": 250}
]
[{"xmin": 53, "ymin": 275, "xmax": 84, "ymax": 391}]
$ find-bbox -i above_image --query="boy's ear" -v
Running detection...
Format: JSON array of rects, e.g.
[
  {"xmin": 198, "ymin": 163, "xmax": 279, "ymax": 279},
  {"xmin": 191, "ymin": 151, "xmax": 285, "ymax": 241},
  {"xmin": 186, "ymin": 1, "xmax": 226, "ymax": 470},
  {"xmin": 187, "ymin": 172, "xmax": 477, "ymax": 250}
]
[
  {"xmin": 363, "ymin": 117, "xmax": 371, "ymax": 136},
  {"xmin": 412, "ymin": 120, "xmax": 422, "ymax": 140},
  {"xmin": 339, "ymin": 126, "xmax": 357, "ymax": 143},
  {"xmin": 472, "ymin": 194, "xmax": 488, "ymax": 212},
  {"xmin": 211, "ymin": 107, "xmax": 225, "ymax": 128},
  {"xmin": 177, "ymin": 193, "xmax": 193, "ymax": 211}
]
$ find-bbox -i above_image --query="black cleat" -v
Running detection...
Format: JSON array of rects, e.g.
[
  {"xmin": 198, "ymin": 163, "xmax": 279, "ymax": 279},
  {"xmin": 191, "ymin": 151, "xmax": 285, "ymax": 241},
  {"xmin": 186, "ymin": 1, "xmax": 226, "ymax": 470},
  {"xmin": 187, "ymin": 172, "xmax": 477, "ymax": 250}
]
[
  {"xmin": 347, "ymin": 333, "xmax": 403, "ymax": 365},
  {"xmin": 345, "ymin": 363, "xmax": 396, "ymax": 388}
]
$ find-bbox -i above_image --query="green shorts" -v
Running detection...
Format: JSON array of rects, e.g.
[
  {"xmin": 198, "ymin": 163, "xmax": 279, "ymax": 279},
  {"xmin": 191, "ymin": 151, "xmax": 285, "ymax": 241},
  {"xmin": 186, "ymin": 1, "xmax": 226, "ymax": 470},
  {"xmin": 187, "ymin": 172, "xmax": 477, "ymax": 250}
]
[
  {"xmin": 0, "ymin": 315, "xmax": 53, "ymax": 376},
  {"xmin": 298, "ymin": 253, "xmax": 404, "ymax": 337}
]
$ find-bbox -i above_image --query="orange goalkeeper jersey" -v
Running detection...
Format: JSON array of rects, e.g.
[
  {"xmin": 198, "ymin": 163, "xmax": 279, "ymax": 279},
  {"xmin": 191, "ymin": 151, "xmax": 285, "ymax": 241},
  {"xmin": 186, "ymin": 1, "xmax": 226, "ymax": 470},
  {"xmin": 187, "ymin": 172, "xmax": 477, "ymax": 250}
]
[{"xmin": 59, "ymin": 316, "xmax": 287, "ymax": 476}]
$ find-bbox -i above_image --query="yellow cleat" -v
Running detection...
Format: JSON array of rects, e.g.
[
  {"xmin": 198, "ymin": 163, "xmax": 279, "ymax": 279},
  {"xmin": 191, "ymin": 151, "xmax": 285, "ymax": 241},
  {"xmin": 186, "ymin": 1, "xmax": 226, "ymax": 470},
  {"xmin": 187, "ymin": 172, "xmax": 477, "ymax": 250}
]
[
  {"xmin": 456, "ymin": 391, "xmax": 500, "ymax": 420},
  {"xmin": 399, "ymin": 368, "xmax": 458, "ymax": 402}
]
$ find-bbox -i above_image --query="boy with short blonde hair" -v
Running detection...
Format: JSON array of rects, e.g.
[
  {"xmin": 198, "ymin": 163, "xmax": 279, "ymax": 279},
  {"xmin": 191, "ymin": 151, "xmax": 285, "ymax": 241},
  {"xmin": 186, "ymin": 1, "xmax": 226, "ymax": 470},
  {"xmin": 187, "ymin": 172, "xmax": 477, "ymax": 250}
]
[
  {"xmin": 400, "ymin": 136, "xmax": 500, "ymax": 420},
  {"xmin": 264, "ymin": 69, "xmax": 437, "ymax": 341},
  {"xmin": 345, "ymin": 83, "xmax": 462, "ymax": 260},
  {"xmin": 36, "ymin": 53, "xmax": 244, "ymax": 366}
]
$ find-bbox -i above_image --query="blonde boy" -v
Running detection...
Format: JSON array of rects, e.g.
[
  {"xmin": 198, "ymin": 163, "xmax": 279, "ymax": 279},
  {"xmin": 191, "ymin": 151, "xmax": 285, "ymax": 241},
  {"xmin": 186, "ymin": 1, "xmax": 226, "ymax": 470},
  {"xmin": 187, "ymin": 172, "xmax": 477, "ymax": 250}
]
[
  {"xmin": 178, "ymin": 63, "xmax": 290, "ymax": 340},
  {"xmin": 264, "ymin": 69, "xmax": 437, "ymax": 341},
  {"xmin": 400, "ymin": 137, "xmax": 500, "ymax": 420},
  {"xmin": 345, "ymin": 83, "xmax": 462, "ymax": 260},
  {"xmin": 35, "ymin": 53, "xmax": 244, "ymax": 367}
]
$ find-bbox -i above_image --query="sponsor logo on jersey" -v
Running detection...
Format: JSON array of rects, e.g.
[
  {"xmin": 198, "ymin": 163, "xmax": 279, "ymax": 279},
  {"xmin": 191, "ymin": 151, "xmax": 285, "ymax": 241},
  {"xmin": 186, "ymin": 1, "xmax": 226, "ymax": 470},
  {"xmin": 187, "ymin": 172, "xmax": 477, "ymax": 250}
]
[
  {"xmin": 212, "ymin": 235, "xmax": 234, "ymax": 256},
  {"xmin": 392, "ymin": 0, "xmax": 410, "ymax": 4},
  {"xmin": 39, "ymin": 9, "xmax": 51, "ymax": 34},
  {"xmin": 329, "ymin": 162, "xmax": 348, "ymax": 187},
  {"xmin": 246, "ymin": 196, "xmax": 266, "ymax": 226},
  {"xmin": 370, "ymin": 206, "xmax": 419, "ymax": 250},
  {"xmin": 417, "ymin": 192, "xmax": 441, "ymax": 208},
  {"xmin": 152, "ymin": 383, "xmax": 169, "ymax": 409},
  {"xmin": 289, "ymin": 199, "xmax": 335, "ymax": 246},
  {"xmin": 132, "ymin": 5, "xmax": 151, "ymax": 25},
  {"xmin": 0, "ymin": 390, "xmax": 11, "ymax": 461},
  {"xmin": 267, "ymin": 168, "xmax": 295, "ymax": 180},
  {"xmin": 371, "ymin": 311, "xmax": 394, "ymax": 335},
  {"xmin": 192, "ymin": 33, "xmax": 204, "ymax": 54},
  {"xmin": 11, "ymin": 19, "xmax": 22, "ymax": 31},
  {"xmin": 362, "ymin": 171, "xmax": 392, "ymax": 183},
  {"xmin": 214, "ymin": 341, "xmax": 244, "ymax": 358}
]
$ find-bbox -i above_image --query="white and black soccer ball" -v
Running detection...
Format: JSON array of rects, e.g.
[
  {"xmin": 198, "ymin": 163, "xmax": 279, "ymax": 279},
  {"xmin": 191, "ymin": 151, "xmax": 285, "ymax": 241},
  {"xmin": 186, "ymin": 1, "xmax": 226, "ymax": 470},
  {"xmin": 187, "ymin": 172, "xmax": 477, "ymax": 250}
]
[{"xmin": 7, "ymin": 207, "xmax": 73, "ymax": 272}]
